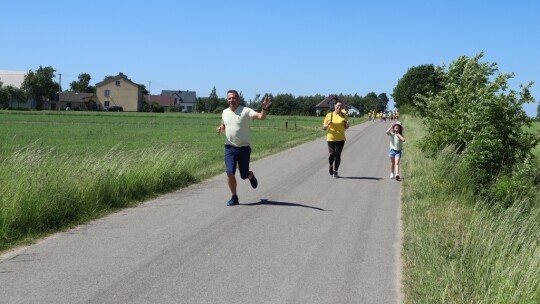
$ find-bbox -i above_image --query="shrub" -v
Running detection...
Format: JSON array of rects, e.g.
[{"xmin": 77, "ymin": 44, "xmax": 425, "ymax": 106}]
[{"xmin": 418, "ymin": 52, "xmax": 540, "ymax": 197}]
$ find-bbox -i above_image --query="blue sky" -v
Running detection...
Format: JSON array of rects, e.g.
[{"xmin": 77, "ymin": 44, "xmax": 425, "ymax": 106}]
[{"xmin": 2, "ymin": 0, "xmax": 538, "ymax": 116}]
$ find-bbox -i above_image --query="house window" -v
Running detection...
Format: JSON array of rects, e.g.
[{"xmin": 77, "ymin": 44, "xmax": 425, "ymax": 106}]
[
  {"xmin": 105, "ymin": 101, "xmax": 110, "ymax": 107},
  {"xmin": 104, "ymin": 89, "xmax": 110, "ymax": 97},
  {"xmin": 115, "ymin": 80, "xmax": 120, "ymax": 86}
]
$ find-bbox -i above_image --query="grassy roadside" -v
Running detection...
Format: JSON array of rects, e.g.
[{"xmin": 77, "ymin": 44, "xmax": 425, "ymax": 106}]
[
  {"xmin": 0, "ymin": 111, "xmax": 365, "ymax": 252},
  {"xmin": 401, "ymin": 116, "xmax": 540, "ymax": 303}
]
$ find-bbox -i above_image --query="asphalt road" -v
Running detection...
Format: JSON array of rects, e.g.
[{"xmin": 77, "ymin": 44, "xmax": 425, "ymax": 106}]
[{"xmin": 0, "ymin": 120, "xmax": 403, "ymax": 304}]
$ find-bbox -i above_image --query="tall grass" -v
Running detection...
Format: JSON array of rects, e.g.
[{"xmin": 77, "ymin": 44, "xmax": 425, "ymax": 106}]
[
  {"xmin": 0, "ymin": 143, "xmax": 198, "ymax": 248},
  {"xmin": 401, "ymin": 115, "xmax": 540, "ymax": 303}
]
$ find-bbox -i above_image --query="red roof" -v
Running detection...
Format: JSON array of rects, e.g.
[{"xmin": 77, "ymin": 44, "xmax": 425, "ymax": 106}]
[
  {"xmin": 145, "ymin": 95, "xmax": 175, "ymax": 107},
  {"xmin": 314, "ymin": 95, "xmax": 348, "ymax": 109}
]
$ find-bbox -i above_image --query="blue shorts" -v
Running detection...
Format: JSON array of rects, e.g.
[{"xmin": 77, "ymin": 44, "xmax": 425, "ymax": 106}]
[
  {"xmin": 224, "ymin": 145, "xmax": 251, "ymax": 179},
  {"xmin": 389, "ymin": 149, "xmax": 402, "ymax": 158}
]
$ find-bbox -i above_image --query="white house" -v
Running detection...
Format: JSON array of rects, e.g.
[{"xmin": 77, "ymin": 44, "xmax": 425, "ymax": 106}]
[
  {"xmin": 0, "ymin": 70, "xmax": 36, "ymax": 109},
  {"xmin": 348, "ymin": 105, "xmax": 361, "ymax": 117},
  {"xmin": 0, "ymin": 70, "xmax": 26, "ymax": 87}
]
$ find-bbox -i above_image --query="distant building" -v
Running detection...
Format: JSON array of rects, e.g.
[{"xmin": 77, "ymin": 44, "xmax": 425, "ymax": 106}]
[
  {"xmin": 314, "ymin": 95, "xmax": 348, "ymax": 116},
  {"xmin": 0, "ymin": 70, "xmax": 26, "ymax": 88},
  {"xmin": 146, "ymin": 90, "xmax": 197, "ymax": 112},
  {"xmin": 0, "ymin": 70, "xmax": 35, "ymax": 109},
  {"xmin": 54, "ymin": 92, "xmax": 99, "ymax": 111},
  {"xmin": 95, "ymin": 73, "xmax": 144, "ymax": 111},
  {"xmin": 348, "ymin": 105, "xmax": 360, "ymax": 117}
]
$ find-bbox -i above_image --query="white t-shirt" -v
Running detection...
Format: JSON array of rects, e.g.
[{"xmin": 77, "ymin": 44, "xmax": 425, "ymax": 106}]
[{"xmin": 222, "ymin": 106, "xmax": 256, "ymax": 147}]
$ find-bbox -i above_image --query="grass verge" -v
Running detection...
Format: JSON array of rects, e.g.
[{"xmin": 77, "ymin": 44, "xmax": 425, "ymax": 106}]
[{"xmin": 401, "ymin": 116, "xmax": 540, "ymax": 303}]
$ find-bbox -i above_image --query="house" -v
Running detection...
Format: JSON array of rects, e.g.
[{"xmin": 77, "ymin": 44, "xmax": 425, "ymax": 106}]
[
  {"xmin": 49, "ymin": 92, "xmax": 99, "ymax": 111},
  {"xmin": 161, "ymin": 90, "xmax": 197, "ymax": 112},
  {"xmin": 144, "ymin": 94, "xmax": 176, "ymax": 111},
  {"xmin": 0, "ymin": 70, "xmax": 26, "ymax": 87},
  {"xmin": 145, "ymin": 90, "xmax": 197, "ymax": 112},
  {"xmin": 95, "ymin": 73, "xmax": 144, "ymax": 111},
  {"xmin": 348, "ymin": 105, "xmax": 361, "ymax": 117},
  {"xmin": 314, "ymin": 95, "xmax": 348, "ymax": 116},
  {"xmin": 0, "ymin": 70, "xmax": 35, "ymax": 109}
]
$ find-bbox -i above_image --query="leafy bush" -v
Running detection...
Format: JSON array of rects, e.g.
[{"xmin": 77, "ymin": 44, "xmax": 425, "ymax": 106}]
[
  {"xmin": 489, "ymin": 157, "xmax": 540, "ymax": 208},
  {"xmin": 418, "ymin": 52, "xmax": 540, "ymax": 199}
]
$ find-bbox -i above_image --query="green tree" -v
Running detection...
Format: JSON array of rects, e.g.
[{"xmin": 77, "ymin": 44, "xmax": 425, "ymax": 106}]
[
  {"xmin": 296, "ymin": 94, "xmax": 322, "ymax": 115},
  {"xmin": 69, "ymin": 73, "xmax": 94, "ymax": 93},
  {"xmin": 21, "ymin": 66, "xmax": 60, "ymax": 110},
  {"xmin": 378, "ymin": 93, "xmax": 389, "ymax": 111},
  {"xmin": 0, "ymin": 82, "xmax": 7, "ymax": 108},
  {"xmin": 418, "ymin": 52, "xmax": 539, "ymax": 188},
  {"xmin": 363, "ymin": 92, "xmax": 380, "ymax": 112},
  {"xmin": 207, "ymin": 86, "xmax": 219, "ymax": 112},
  {"xmin": 238, "ymin": 91, "xmax": 246, "ymax": 106},
  {"xmin": 195, "ymin": 97, "xmax": 206, "ymax": 112},
  {"xmin": 392, "ymin": 64, "xmax": 444, "ymax": 115},
  {"xmin": 0, "ymin": 84, "xmax": 26, "ymax": 109},
  {"xmin": 271, "ymin": 93, "xmax": 295, "ymax": 115}
]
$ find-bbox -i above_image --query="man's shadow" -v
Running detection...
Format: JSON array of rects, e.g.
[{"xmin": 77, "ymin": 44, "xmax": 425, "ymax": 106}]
[{"xmin": 242, "ymin": 199, "xmax": 330, "ymax": 211}]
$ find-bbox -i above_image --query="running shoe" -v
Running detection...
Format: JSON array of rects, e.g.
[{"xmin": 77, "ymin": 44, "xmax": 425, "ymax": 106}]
[
  {"xmin": 227, "ymin": 196, "xmax": 239, "ymax": 206},
  {"xmin": 333, "ymin": 171, "xmax": 338, "ymax": 178},
  {"xmin": 329, "ymin": 166, "xmax": 334, "ymax": 176},
  {"xmin": 395, "ymin": 175, "xmax": 401, "ymax": 181},
  {"xmin": 390, "ymin": 173, "xmax": 395, "ymax": 179},
  {"xmin": 249, "ymin": 172, "xmax": 258, "ymax": 189}
]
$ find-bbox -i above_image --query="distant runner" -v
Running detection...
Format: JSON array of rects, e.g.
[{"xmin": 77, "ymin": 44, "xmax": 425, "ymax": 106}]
[
  {"xmin": 323, "ymin": 100, "xmax": 349, "ymax": 178},
  {"xmin": 386, "ymin": 121, "xmax": 405, "ymax": 181}
]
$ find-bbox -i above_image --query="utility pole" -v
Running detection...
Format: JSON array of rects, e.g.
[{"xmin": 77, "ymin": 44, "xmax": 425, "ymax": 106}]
[
  {"xmin": 58, "ymin": 73, "xmax": 62, "ymax": 111},
  {"xmin": 147, "ymin": 81, "xmax": 152, "ymax": 111}
]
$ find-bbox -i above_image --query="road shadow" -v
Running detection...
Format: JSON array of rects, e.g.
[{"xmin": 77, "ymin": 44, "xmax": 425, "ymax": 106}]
[
  {"xmin": 242, "ymin": 199, "xmax": 330, "ymax": 211},
  {"xmin": 336, "ymin": 176, "xmax": 382, "ymax": 180}
]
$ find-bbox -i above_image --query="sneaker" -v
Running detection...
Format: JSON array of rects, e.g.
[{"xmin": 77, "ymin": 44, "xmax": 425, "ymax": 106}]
[
  {"xmin": 333, "ymin": 171, "xmax": 338, "ymax": 178},
  {"xmin": 329, "ymin": 166, "xmax": 334, "ymax": 176},
  {"xmin": 227, "ymin": 195, "xmax": 239, "ymax": 206},
  {"xmin": 390, "ymin": 173, "xmax": 395, "ymax": 179},
  {"xmin": 395, "ymin": 175, "xmax": 401, "ymax": 181},
  {"xmin": 249, "ymin": 172, "xmax": 258, "ymax": 189}
]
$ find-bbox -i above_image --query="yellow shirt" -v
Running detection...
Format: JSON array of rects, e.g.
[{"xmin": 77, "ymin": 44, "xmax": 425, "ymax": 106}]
[{"xmin": 324, "ymin": 112, "xmax": 347, "ymax": 141}]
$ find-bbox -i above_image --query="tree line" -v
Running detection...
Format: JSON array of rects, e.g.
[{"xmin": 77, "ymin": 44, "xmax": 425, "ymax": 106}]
[
  {"xmin": 2, "ymin": 61, "xmax": 538, "ymax": 122},
  {"xmin": 1, "ymin": 66, "xmax": 391, "ymax": 115},
  {"xmin": 195, "ymin": 86, "xmax": 391, "ymax": 116}
]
